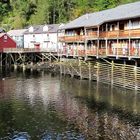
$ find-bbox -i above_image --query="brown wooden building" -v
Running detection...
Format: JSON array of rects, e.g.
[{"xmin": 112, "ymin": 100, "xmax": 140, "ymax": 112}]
[{"xmin": 58, "ymin": 1, "xmax": 140, "ymax": 60}]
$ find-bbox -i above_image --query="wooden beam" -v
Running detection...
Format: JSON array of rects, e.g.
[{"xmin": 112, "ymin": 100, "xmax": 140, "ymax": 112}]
[
  {"xmin": 116, "ymin": 21, "xmax": 119, "ymax": 58},
  {"xmin": 97, "ymin": 26, "xmax": 100, "ymax": 58},
  {"xmin": 128, "ymin": 20, "xmax": 131, "ymax": 58},
  {"xmin": 106, "ymin": 23, "xmax": 108, "ymax": 56},
  {"xmin": 0, "ymin": 53, "xmax": 2, "ymax": 66},
  {"xmin": 84, "ymin": 27, "xmax": 87, "ymax": 60}
]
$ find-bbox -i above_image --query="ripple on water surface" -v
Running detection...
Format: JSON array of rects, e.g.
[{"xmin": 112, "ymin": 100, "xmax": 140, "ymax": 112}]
[{"xmin": 0, "ymin": 69, "xmax": 140, "ymax": 139}]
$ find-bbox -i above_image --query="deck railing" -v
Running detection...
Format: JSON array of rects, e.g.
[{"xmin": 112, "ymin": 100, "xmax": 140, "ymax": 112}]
[
  {"xmin": 3, "ymin": 48, "xmax": 58, "ymax": 53},
  {"xmin": 60, "ymin": 47, "xmax": 140, "ymax": 58},
  {"xmin": 60, "ymin": 60, "xmax": 140, "ymax": 90},
  {"xmin": 2, "ymin": 46, "xmax": 140, "ymax": 59},
  {"xmin": 87, "ymin": 31, "xmax": 98, "ymax": 39},
  {"xmin": 58, "ymin": 35, "xmax": 85, "ymax": 42},
  {"xmin": 59, "ymin": 29, "xmax": 140, "ymax": 41}
]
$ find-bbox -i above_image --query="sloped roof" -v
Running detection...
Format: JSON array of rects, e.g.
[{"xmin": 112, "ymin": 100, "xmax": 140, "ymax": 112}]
[
  {"xmin": 61, "ymin": 1, "xmax": 140, "ymax": 29},
  {"xmin": 0, "ymin": 33, "xmax": 16, "ymax": 43},
  {"xmin": 7, "ymin": 29, "xmax": 27, "ymax": 36},
  {"xmin": 0, "ymin": 33, "xmax": 6, "ymax": 38},
  {"xmin": 24, "ymin": 24, "xmax": 60, "ymax": 34}
]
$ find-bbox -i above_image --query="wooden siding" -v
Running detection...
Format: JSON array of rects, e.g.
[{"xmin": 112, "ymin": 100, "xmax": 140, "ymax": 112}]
[{"xmin": 0, "ymin": 34, "xmax": 16, "ymax": 52}]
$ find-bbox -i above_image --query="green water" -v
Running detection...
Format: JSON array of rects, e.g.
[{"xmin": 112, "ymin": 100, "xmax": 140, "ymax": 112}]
[{"xmin": 0, "ymin": 67, "xmax": 140, "ymax": 139}]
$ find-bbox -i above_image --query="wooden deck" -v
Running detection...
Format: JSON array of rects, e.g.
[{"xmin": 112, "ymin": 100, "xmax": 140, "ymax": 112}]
[
  {"xmin": 2, "ymin": 48, "xmax": 58, "ymax": 54},
  {"xmin": 60, "ymin": 47, "xmax": 140, "ymax": 59}
]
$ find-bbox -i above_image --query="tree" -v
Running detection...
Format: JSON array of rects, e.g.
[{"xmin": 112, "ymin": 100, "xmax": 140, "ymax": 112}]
[{"xmin": 0, "ymin": 0, "xmax": 140, "ymax": 29}]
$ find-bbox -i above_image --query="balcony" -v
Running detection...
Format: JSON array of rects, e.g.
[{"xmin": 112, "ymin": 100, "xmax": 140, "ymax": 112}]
[
  {"xmin": 59, "ymin": 29, "xmax": 140, "ymax": 42},
  {"xmin": 58, "ymin": 35, "xmax": 85, "ymax": 42},
  {"xmin": 86, "ymin": 29, "xmax": 140, "ymax": 39},
  {"xmin": 100, "ymin": 31, "xmax": 119, "ymax": 38},
  {"xmin": 87, "ymin": 31, "xmax": 98, "ymax": 39}
]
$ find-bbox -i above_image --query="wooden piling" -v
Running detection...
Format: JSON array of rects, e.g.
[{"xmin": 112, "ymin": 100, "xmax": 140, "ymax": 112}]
[
  {"xmin": 96, "ymin": 62, "xmax": 99, "ymax": 82},
  {"xmin": 79, "ymin": 60, "xmax": 82, "ymax": 79},
  {"xmin": 88, "ymin": 62, "xmax": 91, "ymax": 80},
  {"xmin": 134, "ymin": 61, "xmax": 137, "ymax": 90},
  {"xmin": 5, "ymin": 53, "xmax": 8, "ymax": 66},
  {"xmin": 123, "ymin": 60, "xmax": 126, "ymax": 88},
  {"xmin": 111, "ymin": 60, "xmax": 114, "ymax": 85},
  {"xmin": 14, "ymin": 63, "xmax": 17, "ymax": 70},
  {"xmin": 0, "ymin": 53, "xmax": 2, "ymax": 66}
]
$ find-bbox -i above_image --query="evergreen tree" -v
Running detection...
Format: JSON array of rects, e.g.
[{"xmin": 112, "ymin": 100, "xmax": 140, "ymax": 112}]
[{"xmin": 0, "ymin": 0, "xmax": 139, "ymax": 30}]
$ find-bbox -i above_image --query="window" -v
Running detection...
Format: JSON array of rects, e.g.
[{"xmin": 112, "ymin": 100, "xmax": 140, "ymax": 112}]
[
  {"xmin": 3, "ymin": 35, "xmax": 7, "ymax": 42},
  {"xmin": 44, "ymin": 34, "xmax": 50, "ymax": 42},
  {"xmin": 4, "ymin": 35, "xmax": 7, "ymax": 40}
]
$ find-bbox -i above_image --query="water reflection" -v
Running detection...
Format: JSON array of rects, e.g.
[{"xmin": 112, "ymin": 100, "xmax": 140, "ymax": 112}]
[
  {"xmin": 12, "ymin": 132, "xmax": 30, "ymax": 140},
  {"xmin": 59, "ymin": 77, "xmax": 140, "ymax": 139},
  {"xmin": 0, "ymin": 67, "xmax": 140, "ymax": 139}
]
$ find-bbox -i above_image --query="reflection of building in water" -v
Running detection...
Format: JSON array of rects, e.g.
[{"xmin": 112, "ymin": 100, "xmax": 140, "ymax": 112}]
[
  {"xmin": 0, "ymin": 78, "xmax": 16, "ymax": 99},
  {"xmin": 14, "ymin": 74, "xmax": 61, "ymax": 107},
  {"xmin": 6, "ymin": 74, "xmax": 140, "ymax": 139}
]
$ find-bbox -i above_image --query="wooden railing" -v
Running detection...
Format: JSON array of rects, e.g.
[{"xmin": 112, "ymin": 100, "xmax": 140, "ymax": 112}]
[
  {"xmin": 99, "ymin": 48, "xmax": 106, "ymax": 55},
  {"xmin": 2, "ymin": 47, "xmax": 140, "ymax": 58},
  {"xmin": 86, "ymin": 49, "xmax": 97, "ymax": 55},
  {"xmin": 119, "ymin": 30, "xmax": 129, "ymax": 38},
  {"xmin": 60, "ymin": 60, "xmax": 140, "ymax": 90},
  {"xmin": 59, "ymin": 29, "xmax": 140, "ymax": 41},
  {"xmin": 87, "ymin": 31, "xmax": 98, "ymax": 38},
  {"xmin": 3, "ymin": 48, "xmax": 58, "ymax": 53},
  {"xmin": 58, "ymin": 35, "xmax": 85, "ymax": 42},
  {"xmin": 100, "ymin": 31, "xmax": 119, "ymax": 38},
  {"xmin": 60, "ymin": 47, "xmax": 140, "ymax": 58}
]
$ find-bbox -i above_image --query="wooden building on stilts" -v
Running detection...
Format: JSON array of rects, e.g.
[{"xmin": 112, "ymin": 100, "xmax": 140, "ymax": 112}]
[
  {"xmin": 58, "ymin": 1, "xmax": 140, "ymax": 90},
  {"xmin": 58, "ymin": 1, "xmax": 140, "ymax": 64}
]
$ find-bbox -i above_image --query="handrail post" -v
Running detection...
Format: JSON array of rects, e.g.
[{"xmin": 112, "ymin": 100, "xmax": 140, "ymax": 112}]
[
  {"xmin": 123, "ymin": 60, "xmax": 126, "ymax": 87},
  {"xmin": 116, "ymin": 21, "xmax": 119, "ymax": 59},
  {"xmin": 105, "ymin": 39, "xmax": 108, "ymax": 56},
  {"xmin": 84, "ymin": 27, "xmax": 87, "ymax": 60},
  {"xmin": 97, "ymin": 26, "xmax": 100, "ymax": 59},
  {"xmin": 106, "ymin": 23, "xmax": 108, "ymax": 56},
  {"xmin": 111, "ymin": 60, "xmax": 114, "ymax": 85},
  {"xmin": 128, "ymin": 20, "xmax": 131, "ymax": 59},
  {"xmin": 88, "ymin": 62, "xmax": 91, "ymax": 80}
]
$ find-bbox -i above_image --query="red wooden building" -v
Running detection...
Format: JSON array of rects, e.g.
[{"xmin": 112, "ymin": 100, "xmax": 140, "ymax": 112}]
[{"xmin": 0, "ymin": 33, "xmax": 16, "ymax": 52}]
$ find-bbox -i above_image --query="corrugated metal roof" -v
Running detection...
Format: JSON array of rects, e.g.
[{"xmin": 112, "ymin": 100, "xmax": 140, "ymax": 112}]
[
  {"xmin": 61, "ymin": 1, "xmax": 140, "ymax": 29},
  {"xmin": 7, "ymin": 29, "xmax": 27, "ymax": 36},
  {"xmin": 24, "ymin": 24, "xmax": 60, "ymax": 34}
]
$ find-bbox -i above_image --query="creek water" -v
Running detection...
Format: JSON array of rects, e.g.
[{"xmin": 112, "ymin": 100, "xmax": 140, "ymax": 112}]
[{"xmin": 0, "ymin": 67, "xmax": 140, "ymax": 140}]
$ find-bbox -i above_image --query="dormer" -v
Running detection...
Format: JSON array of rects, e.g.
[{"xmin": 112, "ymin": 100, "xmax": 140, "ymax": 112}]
[
  {"xmin": 59, "ymin": 23, "xmax": 65, "ymax": 29},
  {"xmin": 29, "ymin": 26, "xmax": 34, "ymax": 32},
  {"xmin": 43, "ymin": 25, "xmax": 48, "ymax": 32}
]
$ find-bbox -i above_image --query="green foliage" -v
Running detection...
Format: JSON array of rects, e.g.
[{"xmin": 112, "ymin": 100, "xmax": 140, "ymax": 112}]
[{"xmin": 0, "ymin": 0, "xmax": 139, "ymax": 30}]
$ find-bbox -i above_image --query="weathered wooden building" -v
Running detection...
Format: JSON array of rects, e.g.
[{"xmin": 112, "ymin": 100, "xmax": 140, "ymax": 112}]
[{"xmin": 59, "ymin": 1, "xmax": 140, "ymax": 61}]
